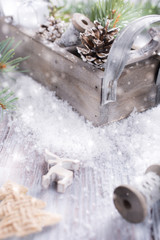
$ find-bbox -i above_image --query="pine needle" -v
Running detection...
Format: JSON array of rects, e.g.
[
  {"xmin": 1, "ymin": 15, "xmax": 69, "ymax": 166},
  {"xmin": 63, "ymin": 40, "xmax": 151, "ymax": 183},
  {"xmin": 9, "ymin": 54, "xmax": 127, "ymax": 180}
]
[
  {"xmin": 50, "ymin": 0, "xmax": 142, "ymax": 28},
  {"xmin": 84, "ymin": 0, "xmax": 142, "ymax": 28},
  {"xmin": 139, "ymin": 0, "xmax": 160, "ymax": 16},
  {"xmin": 0, "ymin": 38, "xmax": 29, "ymax": 73},
  {"xmin": 0, "ymin": 88, "xmax": 18, "ymax": 118},
  {"xmin": 0, "ymin": 38, "xmax": 28, "ymax": 118}
]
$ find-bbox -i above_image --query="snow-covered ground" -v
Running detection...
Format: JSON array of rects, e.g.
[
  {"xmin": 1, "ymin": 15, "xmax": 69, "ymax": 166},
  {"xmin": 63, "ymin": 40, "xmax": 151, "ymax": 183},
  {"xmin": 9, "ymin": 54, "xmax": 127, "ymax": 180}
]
[
  {"xmin": 2, "ymin": 73, "xmax": 160, "ymax": 177},
  {"xmin": 1, "ymin": 73, "xmax": 160, "ymax": 239}
]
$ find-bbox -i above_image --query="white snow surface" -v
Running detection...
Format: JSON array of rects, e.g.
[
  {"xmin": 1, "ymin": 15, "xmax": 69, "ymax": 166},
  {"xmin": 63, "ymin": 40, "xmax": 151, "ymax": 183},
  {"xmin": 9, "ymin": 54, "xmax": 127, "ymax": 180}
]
[
  {"xmin": 2, "ymin": 73, "xmax": 160, "ymax": 174},
  {"xmin": 2, "ymin": 73, "xmax": 160, "ymax": 239}
]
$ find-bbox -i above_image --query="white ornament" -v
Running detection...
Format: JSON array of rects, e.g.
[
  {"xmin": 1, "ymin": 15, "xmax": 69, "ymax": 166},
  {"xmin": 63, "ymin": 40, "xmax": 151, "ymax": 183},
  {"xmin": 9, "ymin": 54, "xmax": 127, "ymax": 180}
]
[{"xmin": 42, "ymin": 149, "xmax": 80, "ymax": 193}]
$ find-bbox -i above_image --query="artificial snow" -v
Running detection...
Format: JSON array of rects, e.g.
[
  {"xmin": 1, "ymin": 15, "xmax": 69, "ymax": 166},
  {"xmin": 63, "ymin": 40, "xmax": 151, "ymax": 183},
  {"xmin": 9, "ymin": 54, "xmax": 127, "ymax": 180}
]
[
  {"xmin": 1, "ymin": 73, "xmax": 160, "ymax": 239},
  {"xmin": 5, "ymin": 74, "xmax": 160, "ymax": 173}
]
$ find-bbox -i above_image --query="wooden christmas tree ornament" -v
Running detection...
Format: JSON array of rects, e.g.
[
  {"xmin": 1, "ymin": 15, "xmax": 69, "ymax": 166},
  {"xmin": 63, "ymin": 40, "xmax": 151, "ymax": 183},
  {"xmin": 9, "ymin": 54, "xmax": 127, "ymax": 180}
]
[
  {"xmin": 42, "ymin": 149, "xmax": 80, "ymax": 193},
  {"xmin": 113, "ymin": 164, "xmax": 160, "ymax": 223},
  {"xmin": 0, "ymin": 181, "xmax": 61, "ymax": 239}
]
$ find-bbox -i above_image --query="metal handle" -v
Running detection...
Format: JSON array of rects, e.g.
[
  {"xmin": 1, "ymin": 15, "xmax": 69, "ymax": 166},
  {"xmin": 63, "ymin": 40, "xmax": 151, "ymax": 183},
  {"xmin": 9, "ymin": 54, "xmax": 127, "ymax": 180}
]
[{"xmin": 102, "ymin": 15, "xmax": 160, "ymax": 106}]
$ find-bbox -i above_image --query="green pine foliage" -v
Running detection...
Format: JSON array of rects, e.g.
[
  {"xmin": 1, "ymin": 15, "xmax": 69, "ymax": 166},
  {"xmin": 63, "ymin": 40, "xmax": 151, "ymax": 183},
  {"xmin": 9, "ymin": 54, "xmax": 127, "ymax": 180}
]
[
  {"xmin": 85, "ymin": 0, "xmax": 142, "ymax": 28},
  {"xmin": 49, "ymin": 0, "xmax": 142, "ymax": 29},
  {"xmin": 0, "ymin": 38, "xmax": 28, "ymax": 117},
  {"xmin": 48, "ymin": 1, "xmax": 70, "ymax": 22},
  {"xmin": 61, "ymin": 0, "xmax": 93, "ymax": 19},
  {"xmin": 49, "ymin": 0, "xmax": 160, "ymax": 29},
  {"xmin": 139, "ymin": 0, "xmax": 160, "ymax": 15},
  {"xmin": 0, "ymin": 38, "xmax": 28, "ymax": 73},
  {"xmin": 0, "ymin": 88, "xmax": 18, "ymax": 117}
]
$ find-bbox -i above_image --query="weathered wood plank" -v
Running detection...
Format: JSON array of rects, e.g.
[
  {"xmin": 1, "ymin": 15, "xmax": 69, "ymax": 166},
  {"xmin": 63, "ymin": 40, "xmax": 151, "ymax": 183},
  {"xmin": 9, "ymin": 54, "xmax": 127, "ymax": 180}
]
[
  {"xmin": 116, "ymin": 58, "xmax": 159, "ymax": 100},
  {"xmin": 0, "ymin": 19, "xmax": 102, "ymax": 88},
  {"xmin": 0, "ymin": 19, "xmax": 103, "ymax": 125},
  {"xmin": 101, "ymin": 15, "xmax": 160, "ymax": 105},
  {"xmin": 0, "ymin": 18, "xmax": 159, "ymax": 127}
]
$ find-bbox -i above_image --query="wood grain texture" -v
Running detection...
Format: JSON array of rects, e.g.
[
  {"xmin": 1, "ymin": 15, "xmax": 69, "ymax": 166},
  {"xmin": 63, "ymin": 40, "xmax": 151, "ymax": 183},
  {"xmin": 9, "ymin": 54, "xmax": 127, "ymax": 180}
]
[
  {"xmin": 101, "ymin": 15, "xmax": 160, "ymax": 104},
  {"xmin": 0, "ymin": 116, "xmax": 159, "ymax": 240},
  {"xmin": 0, "ymin": 19, "xmax": 159, "ymax": 126},
  {"xmin": 0, "ymin": 19, "xmax": 103, "ymax": 125},
  {"xmin": 98, "ymin": 58, "xmax": 160, "ymax": 125}
]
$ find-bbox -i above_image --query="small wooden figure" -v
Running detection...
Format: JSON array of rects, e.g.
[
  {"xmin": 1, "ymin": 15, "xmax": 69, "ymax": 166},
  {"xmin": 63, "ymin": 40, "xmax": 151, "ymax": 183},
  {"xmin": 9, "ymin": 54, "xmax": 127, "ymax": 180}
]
[
  {"xmin": 42, "ymin": 149, "xmax": 80, "ymax": 193},
  {"xmin": 113, "ymin": 164, "xmax": 160, "ymax": 223}
]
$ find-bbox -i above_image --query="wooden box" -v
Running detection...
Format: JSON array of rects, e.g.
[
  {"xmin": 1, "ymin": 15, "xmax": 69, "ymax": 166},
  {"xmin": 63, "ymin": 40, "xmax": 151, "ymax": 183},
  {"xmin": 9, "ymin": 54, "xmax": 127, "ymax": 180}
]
[{"xmin": 0, "ymin": 17, "xmax": 159, "ymax": 126}]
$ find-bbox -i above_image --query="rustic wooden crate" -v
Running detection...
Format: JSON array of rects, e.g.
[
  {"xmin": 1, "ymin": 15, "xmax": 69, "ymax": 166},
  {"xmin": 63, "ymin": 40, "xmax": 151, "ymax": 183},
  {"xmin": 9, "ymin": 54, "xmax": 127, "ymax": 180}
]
[{"xmin": 0, "ymin": 17, "xmax": 159, "ymax": 126}]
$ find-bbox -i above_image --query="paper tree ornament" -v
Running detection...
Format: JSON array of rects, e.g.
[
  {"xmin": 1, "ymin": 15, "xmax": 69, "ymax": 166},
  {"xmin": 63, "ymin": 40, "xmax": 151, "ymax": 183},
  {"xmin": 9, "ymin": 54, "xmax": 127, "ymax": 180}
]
[
  {"xmin": 0, "ymin": 181, "xmax": 61, "ymax": 239},
  {"xmin": 42, "ymin": 149, "xmax": 80, "ymax": 193}
]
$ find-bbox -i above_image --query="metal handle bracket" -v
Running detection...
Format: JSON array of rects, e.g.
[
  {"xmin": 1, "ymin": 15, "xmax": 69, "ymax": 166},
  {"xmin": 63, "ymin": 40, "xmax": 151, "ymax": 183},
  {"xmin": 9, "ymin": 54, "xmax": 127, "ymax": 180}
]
[{"xmin": 102, "ymin": 15, "xmax": 160, "ymax": 106}]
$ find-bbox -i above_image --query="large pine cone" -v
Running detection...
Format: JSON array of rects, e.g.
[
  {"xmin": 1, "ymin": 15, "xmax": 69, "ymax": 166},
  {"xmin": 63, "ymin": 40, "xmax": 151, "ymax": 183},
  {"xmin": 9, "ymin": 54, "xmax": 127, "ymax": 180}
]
[
  {"xmin": 77, "ymin": 20, "xmax": 119, "ymax": 68},
  {"xmin": 38, "ymin": 16, "xmax": 65, "ymax": 43}
]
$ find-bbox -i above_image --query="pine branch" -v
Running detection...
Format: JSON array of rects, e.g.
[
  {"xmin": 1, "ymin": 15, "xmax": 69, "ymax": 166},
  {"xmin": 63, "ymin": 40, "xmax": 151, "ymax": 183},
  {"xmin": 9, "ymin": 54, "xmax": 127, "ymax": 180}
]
[
  {"xmin": 0, "ymin": 38, "xmax": 29, "ymax": 73},
  {"xmin": 85, "ymin": 0, "xmax": 142, "ymax": 28},
  {"xmin": 0, "ymin": 38, "xmax": 28, "ymax": 118},
  {"xmin": 51, "ymin": 0, "xmax": 142, "ymax": 29},
  {"xmin": 48, "ymin": 0, "xmax": 71, "ymax": 22},
  {"xmin": 140, "ymin": 0, "xmax": 160, "ymax": 16},
  {"xmin": 0, "ymin": 88, "xmax": 18, "ymax": 118},
  {"xmin": 48, "ymin": 0, "xmax": 94, "ymax": 22}
]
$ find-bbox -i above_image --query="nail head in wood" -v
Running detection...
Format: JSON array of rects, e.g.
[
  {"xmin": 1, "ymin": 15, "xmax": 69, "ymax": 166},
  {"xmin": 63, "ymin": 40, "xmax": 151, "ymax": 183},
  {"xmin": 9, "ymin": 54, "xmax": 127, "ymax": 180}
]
[
  {"xmin": 72, "ymin": 13, "xmax": 94, "ymax": 33},
  {"xmin": 113, "ymin": 185, "xmax": 147, "ymax": 223}
]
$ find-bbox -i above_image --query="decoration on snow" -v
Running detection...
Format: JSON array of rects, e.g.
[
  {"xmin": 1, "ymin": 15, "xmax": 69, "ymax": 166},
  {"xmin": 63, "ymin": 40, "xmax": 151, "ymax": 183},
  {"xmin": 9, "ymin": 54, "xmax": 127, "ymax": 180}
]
[
  {"xmin": 59, "ymin": 13, "xmax": 94, "ymax": 47},
  {"xmin": 0, "ymin": 181, "xmax": 61, "ymax": 239},
  {"xmin": 0, "ymin": 0, "xmax": 49, "ymax": 29},
  {"xmin": 38, "ymin": 16, "xmax": 65, "ymax": 43},
  {"xmin": 77, "ymin": 20, "xmax": 118, "ymax": 68},
  {"xmin": 113, "ymin": 164, "xmax": 160, "ymax": 223},
  {"xmin": 42, "ymin": 149, "xmax": 80, "ymax": 193}
]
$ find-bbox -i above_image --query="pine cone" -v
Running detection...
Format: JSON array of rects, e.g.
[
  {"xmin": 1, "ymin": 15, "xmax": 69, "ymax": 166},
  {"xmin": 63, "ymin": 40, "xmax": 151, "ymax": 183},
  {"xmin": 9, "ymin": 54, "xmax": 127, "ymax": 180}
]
[
  {"xmin": 77, "ymin": 20, "xmax": 119, "ymax": 68},
  {"xmin": 38, "ymin": 16, "xmax": 65, "ymax": 43}
]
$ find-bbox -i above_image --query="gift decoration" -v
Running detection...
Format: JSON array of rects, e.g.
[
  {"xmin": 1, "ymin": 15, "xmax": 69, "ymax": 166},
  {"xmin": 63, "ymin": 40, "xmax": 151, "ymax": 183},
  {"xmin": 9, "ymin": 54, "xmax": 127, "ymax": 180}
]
[
  {"xmin": 42, "ymin": 149, "xmax": 80, "ymax": 193},
  {"xmin": 38, "ymin": 16, "xmax": 65, "ymax": 43},
  {"xmin": 113, "ymin": 164, "xmax": 160, "ymax": 223},
  {"xmin": 77, "ymin": 20, "xmax": 118, "ymax": 68},
  {"xmin": 0, "ymin": 181, "xmax": 61, "ymax": 239}
]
